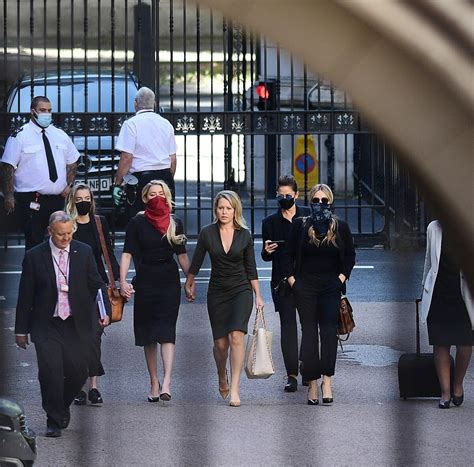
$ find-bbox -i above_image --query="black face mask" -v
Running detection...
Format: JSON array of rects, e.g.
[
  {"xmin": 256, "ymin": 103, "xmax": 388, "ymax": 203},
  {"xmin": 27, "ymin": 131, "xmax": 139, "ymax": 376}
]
[
  {"xmin": 310, "ymin": 202, "xmax": 332, "ymax": 235},
  {"xmin": 277, "ymin": 194, "xmax": 295, "ymax": 210},
  {"xmin": 75, "ymin": 201, "xmax": 92, "ymax": 216}
]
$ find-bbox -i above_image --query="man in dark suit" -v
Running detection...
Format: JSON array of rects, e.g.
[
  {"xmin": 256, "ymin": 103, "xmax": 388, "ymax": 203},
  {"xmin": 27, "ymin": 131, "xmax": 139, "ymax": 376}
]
[{"xmin": 15, "ymin": 211, "xmax": 111, "ymax": 437}]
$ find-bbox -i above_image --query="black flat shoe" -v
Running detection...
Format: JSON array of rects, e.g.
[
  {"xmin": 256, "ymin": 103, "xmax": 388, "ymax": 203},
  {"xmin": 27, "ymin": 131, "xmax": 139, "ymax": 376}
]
[
  {"xmin": 438, "ymin": 399, "xmax": 451, "ymax": 409},
  {"xmin": 307, "ymin": 399, "xmax": 319, "ymax": 406},
  {"xmin": 73, "ymin": 390, "xmax": 87, "ymax": 406},
  {"xmin": 160, "ymin": 393, "xmax": 171, "ymax": 402},
  {"xmin": 147, "ymin": 395, "xmax": 160, "ymax": 402},
  {"xmin": 88, "ymin": 388, "xmax": 103, "ymax": 404},
  {"xmin": 452, "ymin": 393, "xmax": 464, "ymax": 407},
  {"xmin": 321, "ymin": 381, "xmax": 333, "ymax": 404},
  {"xmin": 46, "ymin": 425, "xmax": 61, "ymax": 438},
  {"xmin": 284, "ymin": 376, "xmax": 298, "ymax": 393}
]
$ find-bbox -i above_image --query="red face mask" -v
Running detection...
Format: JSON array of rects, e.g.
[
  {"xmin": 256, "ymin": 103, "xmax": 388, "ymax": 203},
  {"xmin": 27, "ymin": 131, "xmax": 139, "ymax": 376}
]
[{"xmin": 144, "ymin": 195, "xmax": 170, "ymax": 234}]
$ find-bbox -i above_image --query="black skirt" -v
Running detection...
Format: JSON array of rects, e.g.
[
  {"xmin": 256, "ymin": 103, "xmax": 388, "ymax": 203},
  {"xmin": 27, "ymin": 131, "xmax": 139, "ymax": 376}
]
[{"xmin": 133, "ymin": 260, "xmax": 181, "ymax": 346}]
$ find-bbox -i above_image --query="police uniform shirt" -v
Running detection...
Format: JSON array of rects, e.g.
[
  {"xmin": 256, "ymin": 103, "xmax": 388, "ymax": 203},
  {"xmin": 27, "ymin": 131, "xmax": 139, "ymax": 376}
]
[
  {"xmin": 115, "ymin": 109, "xmax": 178, "ymax": 173},
  {"xmin": 2, "ymin": 121, "xmax": 80, "ymax": 195}
]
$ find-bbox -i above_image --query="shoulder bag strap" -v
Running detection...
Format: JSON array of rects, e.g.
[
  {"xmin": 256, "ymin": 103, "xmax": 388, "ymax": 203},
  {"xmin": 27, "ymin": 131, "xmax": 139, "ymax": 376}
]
[{"xmin": 94, "ymin": 215, "xmax": 116, "ymax": 290}]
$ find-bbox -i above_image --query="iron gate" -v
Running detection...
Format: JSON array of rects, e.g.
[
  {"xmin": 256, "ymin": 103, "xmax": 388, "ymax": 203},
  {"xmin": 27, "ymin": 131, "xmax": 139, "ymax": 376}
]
[{"xmin": 0, "ymin": 0, "xmax": 427, "ymax": 244}]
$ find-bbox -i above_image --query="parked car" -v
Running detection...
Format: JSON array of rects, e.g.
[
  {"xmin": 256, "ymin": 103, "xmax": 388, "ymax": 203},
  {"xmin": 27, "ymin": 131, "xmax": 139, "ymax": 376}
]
[
  {"xmin": 1, "ymin": 71, "xmax": 139, "ymax": 211},
  {"xmin": 0, "ymin": 398, "xmax": 36, "ymax": 466}
]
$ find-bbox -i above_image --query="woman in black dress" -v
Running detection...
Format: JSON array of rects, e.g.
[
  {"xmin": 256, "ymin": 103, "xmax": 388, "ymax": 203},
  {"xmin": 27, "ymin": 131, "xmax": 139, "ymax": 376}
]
[
  {"xmin": 120, "ymin": 180, "xmax": 190, "ymax": 402},
  {"xmin": 65, "ymin": 183, "xmax": 117, "ymax": 405},
  {"xmin": 421, "ymin": 220, "xmax": 473, "ymax": 408},
  {"xmin": 284, "ymin": 184, "xmax": 356, "ymax": 405},
  {"xmin": 185, "ymin": 191, "xmax": 264, "ymax": 407}
]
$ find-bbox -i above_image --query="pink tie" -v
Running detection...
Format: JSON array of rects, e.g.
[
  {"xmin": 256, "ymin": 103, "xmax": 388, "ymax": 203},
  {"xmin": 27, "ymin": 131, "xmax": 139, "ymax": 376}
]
[{"xmin": 57, "ymin": 250, "xmax": 71, "ymax": 320}]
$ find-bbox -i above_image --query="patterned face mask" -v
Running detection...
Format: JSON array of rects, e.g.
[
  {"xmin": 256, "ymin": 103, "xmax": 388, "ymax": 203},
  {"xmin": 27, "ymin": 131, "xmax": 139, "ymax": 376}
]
[{"xmin": 310, "ymin": 202, "xmax": 332, "ymax": 235}]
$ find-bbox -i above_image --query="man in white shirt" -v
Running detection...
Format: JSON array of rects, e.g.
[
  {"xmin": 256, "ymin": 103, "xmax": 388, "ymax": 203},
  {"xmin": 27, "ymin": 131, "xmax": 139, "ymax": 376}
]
[
  {"xmin": 1, "ymin": 96, "xmax": 79, "ymax": 250},
  {"xmin": 113, "ymin": 87, "xmax": 177, "ymax": 217}
]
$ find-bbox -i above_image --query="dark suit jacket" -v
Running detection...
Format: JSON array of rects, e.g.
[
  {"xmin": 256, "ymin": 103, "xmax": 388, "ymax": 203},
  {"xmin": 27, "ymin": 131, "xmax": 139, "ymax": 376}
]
[{"xmin": 15, "ymin": 239, "xmax": 111, "ymax": 343}]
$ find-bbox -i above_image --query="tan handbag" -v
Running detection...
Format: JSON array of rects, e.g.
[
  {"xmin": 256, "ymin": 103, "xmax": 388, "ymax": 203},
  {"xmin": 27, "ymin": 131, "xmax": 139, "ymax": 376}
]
[
  {"xmin": 337, "ymin": 295, "xmax": 355, "ymax": 341},
  {"xmin": 94, "ymin": 215, "xmax": 127, "ymax": 323},
  {"xmin": 245, "ymin": 307, "xmax": 275, "ymax": 379}
]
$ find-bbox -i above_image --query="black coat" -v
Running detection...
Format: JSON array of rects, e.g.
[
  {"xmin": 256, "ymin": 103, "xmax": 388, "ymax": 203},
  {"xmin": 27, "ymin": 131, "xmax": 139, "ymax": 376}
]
[{"xmin": 15, "ymin": 239, "xmax": 111, "ymax": 343}]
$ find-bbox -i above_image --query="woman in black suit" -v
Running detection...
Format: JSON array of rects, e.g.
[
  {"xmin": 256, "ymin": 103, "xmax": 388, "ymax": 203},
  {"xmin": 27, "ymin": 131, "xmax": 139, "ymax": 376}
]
[
  {"xmin": 284, "ymin": 183, "xmax": 355, "ymax": 405},
  {"xmin": 65, "ymin": 183, "xmax": 120, "ymax": 405}
]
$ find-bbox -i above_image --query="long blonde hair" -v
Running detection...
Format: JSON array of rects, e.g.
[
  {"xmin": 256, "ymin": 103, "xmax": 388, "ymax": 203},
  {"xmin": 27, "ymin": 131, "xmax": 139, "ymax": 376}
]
[
  {"xmin": 213, "ymin": 190, "xmax": 248, "ymax": 230},
  {"xmin": 308, "ymin": 183, "xmax": 339, "ymax": 247},
  {"xmin": 141, "ymin": 180, "xmax": 186, "ymax": 246},
  {"xmin": 65, "ymin": 183, "xmax": 96, "ymax": 220}
]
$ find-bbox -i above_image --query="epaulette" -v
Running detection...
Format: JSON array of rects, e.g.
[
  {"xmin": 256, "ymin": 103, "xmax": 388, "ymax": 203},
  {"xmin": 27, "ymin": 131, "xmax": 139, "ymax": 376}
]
[{"xmin": 10, "ymin": 126, "xmax": 24, "ymax": 138}]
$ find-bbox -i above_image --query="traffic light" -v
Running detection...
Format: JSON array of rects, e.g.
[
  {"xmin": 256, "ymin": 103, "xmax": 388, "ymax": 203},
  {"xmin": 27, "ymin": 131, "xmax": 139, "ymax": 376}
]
[{"xmin": 256, "ymin": 80, "xmax": 277, "ymax": 110}]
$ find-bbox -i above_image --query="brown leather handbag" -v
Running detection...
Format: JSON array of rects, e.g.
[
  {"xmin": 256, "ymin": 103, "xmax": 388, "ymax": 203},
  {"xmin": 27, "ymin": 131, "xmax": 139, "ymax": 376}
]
[
  {"xmin": 337, "ymin": 295, "xmax": 355, "ymax": 341},
  {"xmin": 95, "ymin": 215, "xmax": 127, "ymax": 323}
]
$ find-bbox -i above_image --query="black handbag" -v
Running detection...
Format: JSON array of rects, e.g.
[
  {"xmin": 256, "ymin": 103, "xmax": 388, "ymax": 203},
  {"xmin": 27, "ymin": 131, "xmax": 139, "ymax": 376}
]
[{"xmin": 273, "ymin": 277, "xmax": 291, "ymax": 297}]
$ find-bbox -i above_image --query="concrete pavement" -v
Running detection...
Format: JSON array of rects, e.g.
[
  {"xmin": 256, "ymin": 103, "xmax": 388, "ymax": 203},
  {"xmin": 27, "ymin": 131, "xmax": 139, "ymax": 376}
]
[{"xmin": 1, "ymin": 299, "xmax": 473, "ymax": 466}]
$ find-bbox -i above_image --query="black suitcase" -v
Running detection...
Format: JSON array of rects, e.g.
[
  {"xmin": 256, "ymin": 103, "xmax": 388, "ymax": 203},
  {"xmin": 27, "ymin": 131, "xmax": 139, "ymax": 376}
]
[{"xmin": 398, "ymin": 299, "xmax": 454, "ymax": 399}]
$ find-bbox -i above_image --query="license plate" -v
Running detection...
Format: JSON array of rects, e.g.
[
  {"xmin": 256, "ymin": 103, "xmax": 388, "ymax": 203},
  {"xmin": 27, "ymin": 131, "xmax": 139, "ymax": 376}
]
[{"xmin": 77, "ymin": 178, "xmax": 111, "ymax": 192}]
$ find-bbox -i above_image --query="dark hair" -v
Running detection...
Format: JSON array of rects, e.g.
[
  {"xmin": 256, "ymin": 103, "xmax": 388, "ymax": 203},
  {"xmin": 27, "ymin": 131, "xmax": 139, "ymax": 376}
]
[
  {"xmin": 277, "ymin": 174, "xmax": 298, "ymax": 192},
  {"xmin": 30, "ymin": 96, "xmax": 51, "ymax": 110}
]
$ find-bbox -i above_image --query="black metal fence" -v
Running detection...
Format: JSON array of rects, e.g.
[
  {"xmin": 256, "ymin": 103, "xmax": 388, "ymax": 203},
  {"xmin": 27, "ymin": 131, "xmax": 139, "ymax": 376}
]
[{"xmin": 0, "ymin": 0, "xmax": 427, "ymax": 245}]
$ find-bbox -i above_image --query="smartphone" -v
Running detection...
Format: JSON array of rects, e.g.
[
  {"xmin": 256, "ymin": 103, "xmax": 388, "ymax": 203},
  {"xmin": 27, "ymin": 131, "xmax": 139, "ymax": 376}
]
[{"xmin": 271, "ymin": 240, "xmax": 285, "ymax": 245}]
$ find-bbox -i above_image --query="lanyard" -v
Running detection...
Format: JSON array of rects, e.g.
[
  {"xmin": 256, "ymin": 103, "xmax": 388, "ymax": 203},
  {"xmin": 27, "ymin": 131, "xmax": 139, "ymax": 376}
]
[{"xmin": 52, "ymin": 252, "xmax": 70, "ymax": 285}]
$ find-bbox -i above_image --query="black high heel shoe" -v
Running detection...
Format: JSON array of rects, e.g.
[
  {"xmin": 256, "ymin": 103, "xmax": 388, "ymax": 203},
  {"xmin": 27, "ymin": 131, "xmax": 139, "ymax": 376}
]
[
  {"xmin": 321, "ymin": 381, "xmax": 333, "ymax": 404},
  {"xmin": 438, "ymin": 399, "xmax": 450, "ymax": 409},
  {"xmin": 307, "ymin": 382, "xmax": 319, "ymax": 405},
  {"xmin": 452, "ymin": 393, "xmax": 464, "ymax": 407}
]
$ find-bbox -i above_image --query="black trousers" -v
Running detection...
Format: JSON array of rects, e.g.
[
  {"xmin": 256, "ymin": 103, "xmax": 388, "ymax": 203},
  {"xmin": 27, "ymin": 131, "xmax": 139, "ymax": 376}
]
[
  {"xmin": 15, "ymin": 192, "xmax": 65, "ymax": 250},
  {"xmin": 34, "ymin": 318, "xmax": 88, "ymax": 427},
  {"xmin": 293, "ymin": 274, "xmax": 341, "ymax": 381},
  {"xmin": 271, "ymin": 289, "xmax": 301, "ymax": 376},
  {"xmin": 126, "ymin": 168, "xmax": 175, "ymax": 219}
]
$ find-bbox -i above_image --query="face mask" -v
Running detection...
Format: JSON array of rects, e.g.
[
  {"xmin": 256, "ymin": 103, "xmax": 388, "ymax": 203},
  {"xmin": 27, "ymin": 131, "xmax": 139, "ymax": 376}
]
[
  {"xmin": 34, "ymin": 111, "xmax": 52, "ymax": 128},
  {"xmin": 277, "ymin": 194, "xmax": 295, "ymax": 210},
  {"xmin": 310, "ymin": 202, "xmax": 332, "ymax": 235},
  {"xmin": 75, "ymin": 201, "xmax": 92, "ymax": 216}
]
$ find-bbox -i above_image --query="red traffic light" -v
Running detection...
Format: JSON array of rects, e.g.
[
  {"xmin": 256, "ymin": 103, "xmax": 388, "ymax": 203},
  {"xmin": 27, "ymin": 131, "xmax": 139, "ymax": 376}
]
[{"xmin": 256, "ymin": 83, "xmax": 270, "ymax": 100}]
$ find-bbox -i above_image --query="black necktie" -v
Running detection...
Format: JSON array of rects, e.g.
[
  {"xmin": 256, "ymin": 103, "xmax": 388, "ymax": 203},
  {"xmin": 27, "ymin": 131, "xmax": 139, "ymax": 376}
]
[{"xmin": 42, "ymin": 129, "xmax": 58, "ymax": 182}]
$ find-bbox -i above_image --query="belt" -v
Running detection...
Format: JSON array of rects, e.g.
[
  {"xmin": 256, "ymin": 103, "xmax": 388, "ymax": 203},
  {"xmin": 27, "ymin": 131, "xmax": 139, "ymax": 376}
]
[
  {"xmin": 141, "ymin": 257, "xmax": 173, "ymax": 266},
  {"xmin": 134, "ymin": 169, "xmax": 171, "ymax": 178},
  {"xmin": 16, "ymin": 192, "xmax": 62, "ymax": 199}
]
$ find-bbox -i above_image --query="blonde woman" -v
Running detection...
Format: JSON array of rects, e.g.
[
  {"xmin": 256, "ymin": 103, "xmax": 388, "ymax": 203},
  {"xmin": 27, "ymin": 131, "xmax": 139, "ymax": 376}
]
[
  {"xmin": 120, "ymin": 180, "xmax": 191, "ymax": 402},
  {"xmin": 185, "ymin": 191, "xmax": 264, "ymax": 407},
  {"xmin": 65, "ymin": 183, "xmax": 117, "ymax": 406},
  {"xmin": 284, "ymin": 184, "xmax": 355, "ymax": 405}
]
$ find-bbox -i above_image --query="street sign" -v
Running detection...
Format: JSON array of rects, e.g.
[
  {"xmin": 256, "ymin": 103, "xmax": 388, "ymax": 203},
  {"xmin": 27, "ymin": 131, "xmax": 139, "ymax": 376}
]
[{"xmin": 293, "ymin": 135, "xmax": 318, "ymax": 193}]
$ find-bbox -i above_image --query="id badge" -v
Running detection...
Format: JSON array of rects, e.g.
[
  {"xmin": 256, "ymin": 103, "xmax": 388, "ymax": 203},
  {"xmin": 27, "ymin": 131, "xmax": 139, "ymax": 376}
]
[
  {"xmin": 60, "ymin": 284, "xmax": 69, "ymax": 293},
  {"xmin": 29, "ymin": 201, "xmax": 40, "ymax": 211}
]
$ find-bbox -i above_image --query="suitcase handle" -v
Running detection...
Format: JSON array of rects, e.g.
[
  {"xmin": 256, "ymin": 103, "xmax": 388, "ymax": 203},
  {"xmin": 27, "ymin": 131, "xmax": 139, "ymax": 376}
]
[{"xmin": 415, "ymin": 298, "xmax": 421, "ymax": 355}]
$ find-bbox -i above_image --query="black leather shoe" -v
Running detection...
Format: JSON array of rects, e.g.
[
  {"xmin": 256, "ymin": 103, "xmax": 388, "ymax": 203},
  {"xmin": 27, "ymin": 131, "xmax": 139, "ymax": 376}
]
[
  {"xmin": 321, "ymin": 381, "xmax": 333, "ymax": 404},
  {"xmin": 438, "ymin": 399, "xmax": 450, "ymax": 409},
  {"xmin": 46, "ymin": 424, "xmax": 62, "ymax": 438},
  {"xmin": 60, "ymin": 408, "xmax": 71, "ymax": 429},
  {"xmin": 88, "ymin": 388, "xmax": 103, "ymax": 404},
  {"xmin": 452, "ymin": 393, "xmax": 464, "ymax": 407},
  {"xmin": 307, "ymin": 399, "xmax": 319, "ymax": 406},
  {"xmin": 284, "ymin": 376, "xmax": 298, "ymax": 393},
  {"xmin": 74, "ymin": 390, "xmax": 87, "ymax": 406}
]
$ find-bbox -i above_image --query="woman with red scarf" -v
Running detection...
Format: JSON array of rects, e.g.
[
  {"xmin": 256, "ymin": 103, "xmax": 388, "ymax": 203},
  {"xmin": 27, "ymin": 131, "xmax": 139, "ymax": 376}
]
[{"xmin": 120, "ymin": 180, "xmax": 190, "ymax": 402}]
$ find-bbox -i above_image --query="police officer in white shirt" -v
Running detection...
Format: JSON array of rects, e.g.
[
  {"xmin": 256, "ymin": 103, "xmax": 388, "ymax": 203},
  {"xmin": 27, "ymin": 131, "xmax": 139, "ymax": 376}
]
[
  {"xmin": 1, "ymin": 96, "xmax": 79, "ymax": 250},
  {"xmin": 113, "ymin": 87, "xmax": 177, "ymax": 217}
]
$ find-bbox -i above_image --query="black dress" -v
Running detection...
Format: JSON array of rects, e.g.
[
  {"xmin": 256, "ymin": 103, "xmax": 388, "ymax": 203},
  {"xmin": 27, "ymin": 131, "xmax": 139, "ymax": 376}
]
[
  {"xmin": 427, "ymin": 239, "xmax": 474, "ymax": 346},
  {"xmin": 123, "ymin": 214, "xmax": 186, "ymax": 346},
  {"xmin": 189, "ymin": 223, "xmax": 258, "ymax": 340}
]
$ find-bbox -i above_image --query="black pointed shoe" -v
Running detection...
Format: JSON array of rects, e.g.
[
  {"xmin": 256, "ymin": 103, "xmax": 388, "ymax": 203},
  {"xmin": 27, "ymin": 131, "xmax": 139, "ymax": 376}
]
[
  {"xmin": 284, "ymin": 376, "xmax": 298, "ymax": 393},
  {"xmin": 46, "ymin": 423, "xmax": 61, "ymax": 438},
  {"xmin": 438, "ymin": 399, "xmax": 450, "ymax": 409},
  {"xmin": 73, "ymin": 390, "xmax": 87, "ymax": 406},
  {"xmin": 88, "ymin": 388, "xmax": 103, "ymax": 404},
  {"xmin": 452, "ymin": 393, "xmax": 464, "ymax": 407},
  {"xmin": 321, "ymin": 381, "xmax": 333, "ymax": 404}
]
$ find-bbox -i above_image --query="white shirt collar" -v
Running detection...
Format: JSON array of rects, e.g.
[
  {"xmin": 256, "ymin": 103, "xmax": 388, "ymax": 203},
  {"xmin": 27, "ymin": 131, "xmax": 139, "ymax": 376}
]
[
  {"xmin": 29, "ymin": 119, "xmax": 53, "ymax": 134},
  {"xmin": 136, "ymin": 109, "xmax": 155, "ymax": 115},
  {"xmin": 49, "ymin": 237, "xmax": 71, "ymax": 255}
]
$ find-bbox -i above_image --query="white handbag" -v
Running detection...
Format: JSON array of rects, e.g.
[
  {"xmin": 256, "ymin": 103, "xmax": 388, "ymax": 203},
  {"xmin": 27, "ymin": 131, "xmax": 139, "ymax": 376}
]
[{"xmin": 245, "ymin": 307, "xmax": 275, "ymax": 379}]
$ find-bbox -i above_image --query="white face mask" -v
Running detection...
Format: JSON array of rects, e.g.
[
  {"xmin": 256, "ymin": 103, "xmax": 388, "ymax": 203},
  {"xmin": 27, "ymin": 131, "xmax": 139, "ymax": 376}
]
[{"xmin": 34, "ymin": 111, "xmax": 52, "ymax": 128}]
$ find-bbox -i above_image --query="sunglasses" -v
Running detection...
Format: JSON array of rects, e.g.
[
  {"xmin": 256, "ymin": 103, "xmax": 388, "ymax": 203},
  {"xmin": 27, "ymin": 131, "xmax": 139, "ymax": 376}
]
[
  {"xmin": 276, "ymin": 194, "xmax": 294, "ymax": 201},
  {"xmin": 311, "ymin": 197, "xmax": 329, "ymax": 204}
]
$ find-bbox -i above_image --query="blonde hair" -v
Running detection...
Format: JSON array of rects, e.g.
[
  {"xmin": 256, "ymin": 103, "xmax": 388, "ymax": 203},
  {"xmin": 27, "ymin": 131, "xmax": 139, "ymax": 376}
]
[
  {"xmin": 308, "ymin": 183, "xmax": 338, "ymax": 247},
  {"xmin": 65, "ymin": 183, "xmax": 96, "ymax": 220},
  {"xmin": 142, "ymin": 180, "xmax": 186, "ymax": 246},
  {"xmin": 213, "ymin": 190, "xmax": 248, "ymax": 230}
]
